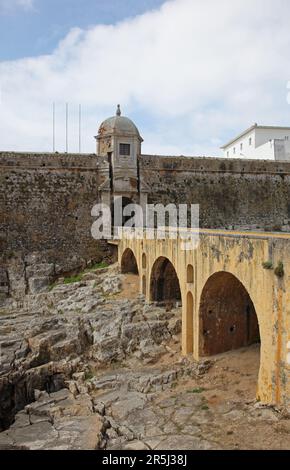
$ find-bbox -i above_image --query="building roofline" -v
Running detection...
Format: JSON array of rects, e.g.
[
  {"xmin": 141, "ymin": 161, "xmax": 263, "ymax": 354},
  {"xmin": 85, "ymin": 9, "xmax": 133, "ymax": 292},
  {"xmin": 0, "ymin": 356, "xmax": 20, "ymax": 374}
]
[{"xmin": 221, "ymin": 124, "xmax": 290, "ymax": 149}]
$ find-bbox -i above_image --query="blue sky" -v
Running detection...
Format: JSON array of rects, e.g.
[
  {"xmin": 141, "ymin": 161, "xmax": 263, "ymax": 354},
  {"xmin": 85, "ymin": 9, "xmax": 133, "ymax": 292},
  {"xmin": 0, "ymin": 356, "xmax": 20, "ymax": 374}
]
[
  {"xmin": 1, "ymin": 0, "xmax": 290, "ymax": 156},
  {"xmin": 0, "ymin": 0, "xmax": 166, "ymax": 60}
]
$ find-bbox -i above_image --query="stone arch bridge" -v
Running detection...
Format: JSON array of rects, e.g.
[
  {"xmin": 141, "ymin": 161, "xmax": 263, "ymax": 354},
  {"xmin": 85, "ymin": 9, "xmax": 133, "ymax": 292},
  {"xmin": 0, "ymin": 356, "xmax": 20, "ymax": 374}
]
[{"xmin": 115, "ymin": 229, "xmax": 290, "ymax": 407}]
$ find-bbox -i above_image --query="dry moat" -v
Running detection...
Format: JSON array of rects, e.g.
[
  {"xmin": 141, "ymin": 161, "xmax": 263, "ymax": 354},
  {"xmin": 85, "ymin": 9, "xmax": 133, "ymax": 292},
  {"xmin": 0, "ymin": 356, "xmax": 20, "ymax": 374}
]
[{"xmin": 0, "ymin": 265, "xmax": 289, "ymax": 450}]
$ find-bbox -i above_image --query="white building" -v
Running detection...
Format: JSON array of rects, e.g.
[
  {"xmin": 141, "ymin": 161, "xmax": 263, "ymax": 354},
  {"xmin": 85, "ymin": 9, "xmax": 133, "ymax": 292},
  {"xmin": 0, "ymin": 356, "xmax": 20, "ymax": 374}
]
[{"xmin": 221, "ymin": 124, "xmax": 290, "ymax": 161}]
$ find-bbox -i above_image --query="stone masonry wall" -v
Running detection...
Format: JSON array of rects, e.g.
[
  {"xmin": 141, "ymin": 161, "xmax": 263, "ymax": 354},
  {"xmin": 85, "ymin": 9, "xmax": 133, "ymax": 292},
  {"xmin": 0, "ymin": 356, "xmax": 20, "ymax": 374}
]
[
  {"xmin": 0, "ymin": 152, "xmax": 109, "ymax": 299},
  {"xmin": 140, "ymin": 155, "xmax": 290, "ymax": 231},
  {"xmin": 1, "ymin": 151, "xmax": 290, "ymax": 299}
]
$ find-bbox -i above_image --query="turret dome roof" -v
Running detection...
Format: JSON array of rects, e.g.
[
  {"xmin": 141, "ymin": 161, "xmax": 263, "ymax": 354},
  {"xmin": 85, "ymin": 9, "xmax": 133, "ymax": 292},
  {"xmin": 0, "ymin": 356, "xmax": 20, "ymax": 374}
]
[{"xmin": 98, "ymin": 105, "xmax": 143, "ymax": 141}]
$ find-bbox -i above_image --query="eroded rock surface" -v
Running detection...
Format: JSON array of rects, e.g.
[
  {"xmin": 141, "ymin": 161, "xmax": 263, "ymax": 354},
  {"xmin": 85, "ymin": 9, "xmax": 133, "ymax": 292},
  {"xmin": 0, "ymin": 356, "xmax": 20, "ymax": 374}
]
[
  {"xmin": 0, "ymin": 265, "xmax": 289, "ymax": 450},
  {"xmin": 0, "ymin": 265, "xmax": 181, "ymax": 447}
]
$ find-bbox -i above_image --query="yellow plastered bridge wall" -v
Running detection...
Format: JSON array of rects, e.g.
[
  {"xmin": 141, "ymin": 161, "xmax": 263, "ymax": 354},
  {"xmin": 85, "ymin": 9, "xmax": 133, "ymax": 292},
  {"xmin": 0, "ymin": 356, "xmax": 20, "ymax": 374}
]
[{"xmin": 117, "ymin": 229, "xmax": 290, "ymax": 407}]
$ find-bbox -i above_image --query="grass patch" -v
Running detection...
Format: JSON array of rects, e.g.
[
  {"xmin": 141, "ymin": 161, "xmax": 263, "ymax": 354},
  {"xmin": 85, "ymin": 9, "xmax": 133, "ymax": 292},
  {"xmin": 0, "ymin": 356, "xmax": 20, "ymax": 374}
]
[
  {"xmin": 63, "ymin": 274, "xmax": 83, "ymax": 284},
  {"xmin": 201, "ymin": 404, "xmax": 209, "ymax": 410},
  {"xmin": 86, "ymin": 261, "xmax": 109, "ymax": 272},
  {"xmin": 187, "ymin": 387, "xmax": 205, "ymax": 394},
  {"xmin": 50, "ymin": 262, "xmax": 109, "ymax": 289}
]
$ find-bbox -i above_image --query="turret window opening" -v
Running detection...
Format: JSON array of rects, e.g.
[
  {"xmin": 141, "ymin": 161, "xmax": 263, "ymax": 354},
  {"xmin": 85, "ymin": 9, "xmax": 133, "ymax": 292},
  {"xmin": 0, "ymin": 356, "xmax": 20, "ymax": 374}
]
[{"xmin": 120, "ymin": 143, "xmax": 131, "ymax": 156}]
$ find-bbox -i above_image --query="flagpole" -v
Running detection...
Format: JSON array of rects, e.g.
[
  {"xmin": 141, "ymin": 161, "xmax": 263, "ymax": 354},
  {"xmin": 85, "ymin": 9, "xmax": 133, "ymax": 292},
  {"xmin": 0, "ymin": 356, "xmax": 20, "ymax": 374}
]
[
  {"xmin": 52, "ymin": 102, "xmax": 55, "ymax": 152},
  {"xmin": 66, "ymin": 102, "xmax": 68, "ymax": 153},
  {"xmin": 79, "ymin": 104, "xmax": 82, "ymax": 153}
]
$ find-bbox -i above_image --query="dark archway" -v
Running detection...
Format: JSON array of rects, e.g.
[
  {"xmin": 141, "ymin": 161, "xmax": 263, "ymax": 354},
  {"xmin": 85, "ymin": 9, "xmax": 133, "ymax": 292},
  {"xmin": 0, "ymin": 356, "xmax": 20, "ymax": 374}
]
[
  {"xmin": 150, "ymin": 257, "xmax": 181, "ymax": 302},
  {"xmin": 199, "ymin": 272, "xmax": 260, "ymax": 356},
  {"xmin": 121, "ymin": 248, "xmax": 139, "ymax": 274},
  {"xmin": 113, "ymin": 196, "xmax": 134, "ymax": 227}
]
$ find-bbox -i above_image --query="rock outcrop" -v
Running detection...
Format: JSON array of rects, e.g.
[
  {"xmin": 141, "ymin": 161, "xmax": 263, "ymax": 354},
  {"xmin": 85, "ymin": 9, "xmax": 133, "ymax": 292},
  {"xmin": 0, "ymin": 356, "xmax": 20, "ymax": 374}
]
[
  {"xmin": 0, "ymin": 265, "xmax": 181, "ymax": 441},
  {"xmin": 1, "ymin": 265, "xmax": 289, "ymax": 451}
]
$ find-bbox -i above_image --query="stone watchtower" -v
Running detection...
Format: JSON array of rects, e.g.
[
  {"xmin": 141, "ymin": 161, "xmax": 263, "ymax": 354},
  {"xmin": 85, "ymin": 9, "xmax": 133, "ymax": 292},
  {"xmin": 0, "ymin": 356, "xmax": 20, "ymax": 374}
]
[{"xmin": 95, "ymin": 105, "xmax": 148, "ymax": 220}]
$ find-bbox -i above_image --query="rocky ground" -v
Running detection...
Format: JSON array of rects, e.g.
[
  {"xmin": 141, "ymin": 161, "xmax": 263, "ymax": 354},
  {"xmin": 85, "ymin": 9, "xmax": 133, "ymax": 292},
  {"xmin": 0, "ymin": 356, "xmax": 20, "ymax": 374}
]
[{"xmin": 0, "ymin": 265, "xmax": 289, "ymax": 450}]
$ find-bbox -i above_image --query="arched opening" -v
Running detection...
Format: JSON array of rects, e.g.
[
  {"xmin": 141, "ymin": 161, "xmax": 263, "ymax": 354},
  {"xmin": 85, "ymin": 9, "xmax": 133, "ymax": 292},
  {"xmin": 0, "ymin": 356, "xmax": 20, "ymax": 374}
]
[
  {"xmin": 187, "ymin": 264, "xmax": 194, "ymax": 283},
  {"xmin": 186, "ymin": 291, "xmax": 194, "ymax": 354},
  {"xmin": 150, "ymin": 257, "xmax": 181, "ymax": 303},
  {"xmin": 199, "ymin": 272, "xmax": 260, "ymax": 357},
  {"xmin": 121, "ymin": 248, "xmax": 139, "ymax": 274},
  {"xmin": 142, "ymin": 275, "xmax": 146, "ymax": 296},
  {"xmin": 142, "ymin": 253, "xmax": 146, "ymax": 269}
]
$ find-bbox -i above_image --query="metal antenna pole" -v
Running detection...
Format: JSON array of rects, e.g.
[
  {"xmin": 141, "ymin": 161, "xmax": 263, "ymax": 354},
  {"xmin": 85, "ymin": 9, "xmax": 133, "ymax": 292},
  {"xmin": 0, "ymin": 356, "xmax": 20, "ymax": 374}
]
[
  {"xmin": 53, "ymin": 102, "xmax": 55, "ymax": 152},
  {"xmin": 66, "ymin": 103, "xmax": 68, "ymax": 153},
  {"xmin": 79, "ymin": 104, "xmax": 82, "ymax": 153}
]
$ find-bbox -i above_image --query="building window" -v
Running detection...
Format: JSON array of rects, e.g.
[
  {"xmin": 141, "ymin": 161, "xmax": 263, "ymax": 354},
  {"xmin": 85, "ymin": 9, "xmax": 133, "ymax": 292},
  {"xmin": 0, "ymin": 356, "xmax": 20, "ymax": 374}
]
[
  {"xmin": 119, "ymin": 143, "xmax": 131, "ymax": 156},
  {"xmin": 227, "ymin": 151, "xmax": 229, "ymax": 157},
  {"xmin": 285, "ymin": 136, "xmax": 289, "ymax": 141},
  {"xmin": 240, "ymin": 143, "xmax": 243, "ymax": 151},
  {"xmin": 233, "ymin": 147, "xmax": 236, "ymax": 154},
  {"xmin": 249, "ymin": 137, "xmax": 252, "ymax": 146}
]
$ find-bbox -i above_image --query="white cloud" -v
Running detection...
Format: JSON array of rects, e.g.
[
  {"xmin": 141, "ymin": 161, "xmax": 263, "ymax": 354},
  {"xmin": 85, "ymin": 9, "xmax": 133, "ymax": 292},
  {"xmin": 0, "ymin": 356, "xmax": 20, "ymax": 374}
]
[
  {"xmin": 0, "ymin": 0, "xmax": 34, "ymax": 12},
  {"xmin": 1, "ymin": 0, "xmax": 290, "ymax": 156}
]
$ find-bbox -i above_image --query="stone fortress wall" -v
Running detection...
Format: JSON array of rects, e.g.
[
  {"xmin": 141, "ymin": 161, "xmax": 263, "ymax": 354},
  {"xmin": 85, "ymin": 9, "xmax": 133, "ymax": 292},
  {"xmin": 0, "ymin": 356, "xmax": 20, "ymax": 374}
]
[
  {"xmin": 1, "ymin": 149, "xmax": 290, "ymax": 299},
  {"xmin": 140, "ymin": 155, "xmax": 290, "ymax": 231},
  {"xmin": 0, "ymin": 152, "xmax": 108, "ymax": 299}
]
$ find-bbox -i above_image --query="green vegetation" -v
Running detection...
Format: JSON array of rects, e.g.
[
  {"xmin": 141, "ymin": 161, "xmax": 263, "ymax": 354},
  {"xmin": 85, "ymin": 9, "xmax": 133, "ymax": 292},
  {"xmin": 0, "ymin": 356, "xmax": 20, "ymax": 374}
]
[
  {"xmin": 262, "ymin": 261, "xmax": 273, "ymax": 270},
  {"xmin": 48, "ymin": 261, "xmax": 109, "ymax": 290},
  {"xmin": 85, "ymin": 261, "xmax": 109, "ymax": 272},
  {"xmin": 63, "ymin": 274, "xmax": 83, "ymax": 284},
  {"xmin": 262, "ymin": 260, "xmax": 285, "ymax": 278},
  {"xmin": 187, "ymin": 387, "xmax": 205, "ymax": 394},
  {"xmin": 63, "ymin": 261, "xmax": 109, "ymax": 283},
  {"xmin": 274, "ymin": 261, "xmax": 284, "ymax": 278}
]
